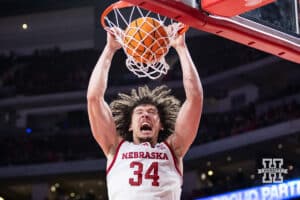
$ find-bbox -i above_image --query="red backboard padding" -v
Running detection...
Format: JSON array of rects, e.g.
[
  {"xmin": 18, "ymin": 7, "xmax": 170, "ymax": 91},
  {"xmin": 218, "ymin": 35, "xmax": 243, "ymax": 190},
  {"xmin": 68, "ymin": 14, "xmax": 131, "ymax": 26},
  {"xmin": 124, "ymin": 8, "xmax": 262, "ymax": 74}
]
[{"xmin": 201, "ymin": 0, "xmax": 275, "ymax": 17}]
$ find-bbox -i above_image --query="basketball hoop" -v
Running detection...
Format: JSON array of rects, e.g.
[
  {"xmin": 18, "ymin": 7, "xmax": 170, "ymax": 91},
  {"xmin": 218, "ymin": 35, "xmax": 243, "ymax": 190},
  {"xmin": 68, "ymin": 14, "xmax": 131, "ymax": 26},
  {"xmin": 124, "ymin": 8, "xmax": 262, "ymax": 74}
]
[{"xmin": 101, "ymin": 1, "xmax": 189, "ymax": 79}]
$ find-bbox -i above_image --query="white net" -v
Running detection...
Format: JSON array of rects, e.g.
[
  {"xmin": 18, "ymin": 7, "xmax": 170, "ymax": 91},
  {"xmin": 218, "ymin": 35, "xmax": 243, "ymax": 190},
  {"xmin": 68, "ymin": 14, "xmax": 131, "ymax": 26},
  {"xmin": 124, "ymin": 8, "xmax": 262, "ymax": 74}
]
[{"xmin": 103, "ymin": 4, "xmax": 184, "ymax": 79}]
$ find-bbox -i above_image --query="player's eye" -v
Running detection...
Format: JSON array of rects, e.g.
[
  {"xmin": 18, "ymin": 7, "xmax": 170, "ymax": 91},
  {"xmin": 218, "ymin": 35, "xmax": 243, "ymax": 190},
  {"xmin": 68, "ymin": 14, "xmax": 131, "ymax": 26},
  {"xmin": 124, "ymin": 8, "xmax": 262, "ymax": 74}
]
[
  {"xmin": 134, "ymin": 110, "xmax": 143, "ymax": 115},
  {"xmin": 148, "ymin": 109, "xmax": 158, "ymax": 114}
]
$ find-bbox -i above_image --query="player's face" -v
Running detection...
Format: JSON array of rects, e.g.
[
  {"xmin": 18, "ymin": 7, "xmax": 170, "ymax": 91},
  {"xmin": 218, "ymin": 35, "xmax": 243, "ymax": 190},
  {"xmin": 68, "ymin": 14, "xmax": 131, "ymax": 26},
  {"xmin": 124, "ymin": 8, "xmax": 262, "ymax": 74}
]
[{"xmin": 129, "ymin": 104, "xmax": 163, "ymax": 145}]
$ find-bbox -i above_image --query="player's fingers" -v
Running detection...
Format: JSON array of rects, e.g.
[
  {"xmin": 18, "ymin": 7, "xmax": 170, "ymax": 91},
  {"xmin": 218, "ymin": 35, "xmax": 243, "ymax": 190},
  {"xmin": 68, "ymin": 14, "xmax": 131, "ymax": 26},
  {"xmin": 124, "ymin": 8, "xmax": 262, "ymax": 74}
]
[
  {"xmin": 166, "ymin": 24, "xmax": 175, "ymax": 37},
  {"xmin": 104, "ymin": 27, "xmax": 115, "ymax": 37}
]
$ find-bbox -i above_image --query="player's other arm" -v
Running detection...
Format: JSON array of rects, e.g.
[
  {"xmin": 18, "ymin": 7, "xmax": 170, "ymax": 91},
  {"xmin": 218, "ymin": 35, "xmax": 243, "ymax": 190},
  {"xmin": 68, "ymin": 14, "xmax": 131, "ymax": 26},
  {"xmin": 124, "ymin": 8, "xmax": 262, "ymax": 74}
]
[
  {"xmin": 168, "ymin": 33, "xmax": 203, "ymax": 158},
  {"xmin": 87, "ymin": 30, "xmax": 122, "ymax": 157}
]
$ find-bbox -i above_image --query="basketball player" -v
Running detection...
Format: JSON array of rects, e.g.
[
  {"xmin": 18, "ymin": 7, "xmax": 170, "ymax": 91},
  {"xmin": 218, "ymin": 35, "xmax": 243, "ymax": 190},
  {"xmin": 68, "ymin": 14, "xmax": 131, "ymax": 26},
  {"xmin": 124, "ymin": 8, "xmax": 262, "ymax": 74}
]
[{"xmin": 87, "ymin": 27, "xmax": 203, "ymax": 200}]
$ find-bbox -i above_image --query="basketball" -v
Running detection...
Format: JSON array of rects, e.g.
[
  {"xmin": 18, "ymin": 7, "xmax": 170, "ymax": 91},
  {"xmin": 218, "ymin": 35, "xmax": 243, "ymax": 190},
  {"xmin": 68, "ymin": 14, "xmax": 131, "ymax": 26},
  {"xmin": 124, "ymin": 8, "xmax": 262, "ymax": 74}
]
[{"xmin": 123, "ymin": 17, "xmax": 169, "ymax": 63}]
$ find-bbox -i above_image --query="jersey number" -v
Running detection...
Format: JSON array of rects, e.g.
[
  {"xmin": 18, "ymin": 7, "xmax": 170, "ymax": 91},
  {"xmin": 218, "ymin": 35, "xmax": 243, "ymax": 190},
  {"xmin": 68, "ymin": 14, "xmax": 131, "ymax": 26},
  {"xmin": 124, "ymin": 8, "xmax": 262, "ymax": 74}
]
[{"xmin": 129, "ymin": 161, "xmax": 159, "ymax": 186}]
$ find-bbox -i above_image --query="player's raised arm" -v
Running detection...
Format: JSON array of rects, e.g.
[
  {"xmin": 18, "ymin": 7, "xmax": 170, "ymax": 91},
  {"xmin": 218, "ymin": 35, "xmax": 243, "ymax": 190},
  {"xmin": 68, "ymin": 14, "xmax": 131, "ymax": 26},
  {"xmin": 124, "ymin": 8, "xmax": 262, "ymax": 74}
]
[
  {"xmin": 168, "ymin": 33, "xmax": 203, "ymax": 158},
  {"xmin": 87, "ymin": 29, "xmax": 122, "ymax": 157}
]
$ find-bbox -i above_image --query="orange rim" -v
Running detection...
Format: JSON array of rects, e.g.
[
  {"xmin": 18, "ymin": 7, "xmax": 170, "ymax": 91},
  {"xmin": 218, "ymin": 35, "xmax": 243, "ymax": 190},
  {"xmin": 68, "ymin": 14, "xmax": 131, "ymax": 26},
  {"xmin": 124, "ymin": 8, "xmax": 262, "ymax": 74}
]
[{"xmin": 100, "ymin": 0, "xmax": 189, "ymax": 35}]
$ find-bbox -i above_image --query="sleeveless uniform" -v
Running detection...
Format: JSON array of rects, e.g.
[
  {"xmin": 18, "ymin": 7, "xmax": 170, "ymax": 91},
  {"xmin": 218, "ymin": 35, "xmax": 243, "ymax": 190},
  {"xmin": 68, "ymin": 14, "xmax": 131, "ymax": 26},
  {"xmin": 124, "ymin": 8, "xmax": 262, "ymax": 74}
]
[{"xmin": 106, "ymin": 140, "xmax": 182, "ymax": 200}]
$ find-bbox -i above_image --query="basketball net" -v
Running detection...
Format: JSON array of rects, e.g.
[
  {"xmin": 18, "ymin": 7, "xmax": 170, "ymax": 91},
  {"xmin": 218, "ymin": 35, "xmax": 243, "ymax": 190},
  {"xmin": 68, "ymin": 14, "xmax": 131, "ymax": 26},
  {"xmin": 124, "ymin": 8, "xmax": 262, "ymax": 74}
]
[{"xmin": 101, "ymin": 1, "xmax": 188, "ymax": 80}]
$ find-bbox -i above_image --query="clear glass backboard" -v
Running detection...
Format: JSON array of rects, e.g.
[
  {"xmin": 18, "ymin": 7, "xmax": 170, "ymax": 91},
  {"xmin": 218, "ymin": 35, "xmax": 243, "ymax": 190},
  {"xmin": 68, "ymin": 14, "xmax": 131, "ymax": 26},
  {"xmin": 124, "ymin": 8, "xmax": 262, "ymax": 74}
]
[
  {"xmin": 241, "ymin": 0, "xmax": 299, "ymax": 37},
  {"xmin": 118, "ymin": 0, "xmax": 300, "ymax": 64}
]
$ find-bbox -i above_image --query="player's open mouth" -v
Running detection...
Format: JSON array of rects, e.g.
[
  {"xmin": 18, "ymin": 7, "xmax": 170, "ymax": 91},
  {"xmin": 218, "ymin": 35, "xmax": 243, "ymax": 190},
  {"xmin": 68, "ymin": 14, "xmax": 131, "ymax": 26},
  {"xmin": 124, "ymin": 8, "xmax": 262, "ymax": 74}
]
[{"xmin": 140, "ymin": 123, "xmax": 152, "ymax": 131}]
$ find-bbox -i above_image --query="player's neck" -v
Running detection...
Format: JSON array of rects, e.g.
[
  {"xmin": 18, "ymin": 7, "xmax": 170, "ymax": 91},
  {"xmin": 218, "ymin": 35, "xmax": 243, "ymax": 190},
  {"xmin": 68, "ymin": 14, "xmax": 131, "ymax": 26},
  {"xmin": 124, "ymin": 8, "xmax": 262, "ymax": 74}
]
[{"xmin": 135, "ymin": 137, "xmax": 157, "ymax": 147}]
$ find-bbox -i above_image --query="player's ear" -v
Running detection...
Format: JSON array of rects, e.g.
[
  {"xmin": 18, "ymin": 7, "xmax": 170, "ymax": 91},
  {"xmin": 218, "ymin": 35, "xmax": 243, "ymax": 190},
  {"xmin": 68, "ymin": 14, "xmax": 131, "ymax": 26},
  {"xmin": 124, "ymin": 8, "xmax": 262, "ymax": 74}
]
[
  {"xmin": 128, "ymin": 124, "xmax": 133, "ymax": 132},
  {"xmin": 160, "ymin": 122, "xmax": 164, "ymax": 131}
]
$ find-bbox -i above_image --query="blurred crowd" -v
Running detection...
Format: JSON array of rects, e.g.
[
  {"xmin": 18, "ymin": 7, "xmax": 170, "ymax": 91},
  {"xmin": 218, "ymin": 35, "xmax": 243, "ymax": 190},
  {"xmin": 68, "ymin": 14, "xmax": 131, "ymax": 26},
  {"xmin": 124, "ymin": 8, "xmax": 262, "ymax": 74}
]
[
  {"xmin": 197, "ymin": 100, "xmax": 300, "ymax": 144},
  {"xmin": 0, "ymin": 36, "xmax": 268, "ymax": 97},
  {"xmin": 0, "ymin": 98, "xmax": 299, "ymax": 167}
]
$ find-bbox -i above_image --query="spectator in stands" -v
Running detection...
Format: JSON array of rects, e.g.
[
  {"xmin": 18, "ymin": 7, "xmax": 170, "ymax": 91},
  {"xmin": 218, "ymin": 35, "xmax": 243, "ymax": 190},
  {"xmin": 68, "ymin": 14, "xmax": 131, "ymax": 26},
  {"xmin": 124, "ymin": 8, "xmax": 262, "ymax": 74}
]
[{"xmin": 87, "ymin": 27, "xmax": 203, "ymax": 199}]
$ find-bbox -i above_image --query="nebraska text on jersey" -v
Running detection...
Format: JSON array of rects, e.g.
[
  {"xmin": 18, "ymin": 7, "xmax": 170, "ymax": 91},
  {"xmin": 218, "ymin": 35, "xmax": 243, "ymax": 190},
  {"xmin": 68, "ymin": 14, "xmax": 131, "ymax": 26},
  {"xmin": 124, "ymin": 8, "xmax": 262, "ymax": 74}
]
[{"xmin": 122, "ymin": 151, "xmax": 169, "ymax": 160}]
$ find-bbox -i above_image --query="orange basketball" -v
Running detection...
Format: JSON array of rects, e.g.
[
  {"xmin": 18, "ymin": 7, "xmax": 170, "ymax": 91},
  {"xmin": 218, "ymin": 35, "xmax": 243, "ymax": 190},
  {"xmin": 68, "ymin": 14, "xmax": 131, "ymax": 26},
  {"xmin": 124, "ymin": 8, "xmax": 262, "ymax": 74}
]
[{"xmin": 123, "ymin": 17, "xmax": 169, "ymax": 63}]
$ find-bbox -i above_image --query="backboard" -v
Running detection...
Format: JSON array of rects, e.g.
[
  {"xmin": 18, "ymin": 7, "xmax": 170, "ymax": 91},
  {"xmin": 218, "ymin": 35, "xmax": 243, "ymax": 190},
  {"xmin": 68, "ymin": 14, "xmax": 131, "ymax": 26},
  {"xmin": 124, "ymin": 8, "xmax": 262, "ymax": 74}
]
[{"xmin": 121, "ymin": 0, "xmax": 300, "ymax": 64}]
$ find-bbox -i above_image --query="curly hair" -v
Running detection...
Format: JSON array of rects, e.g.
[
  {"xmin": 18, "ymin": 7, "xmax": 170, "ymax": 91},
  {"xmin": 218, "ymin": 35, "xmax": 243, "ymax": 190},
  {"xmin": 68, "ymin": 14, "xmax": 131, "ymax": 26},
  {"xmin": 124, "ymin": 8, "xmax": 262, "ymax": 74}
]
[{"xmin": 110, "ymin": 85, "xmax": 180, "ymax": 142}]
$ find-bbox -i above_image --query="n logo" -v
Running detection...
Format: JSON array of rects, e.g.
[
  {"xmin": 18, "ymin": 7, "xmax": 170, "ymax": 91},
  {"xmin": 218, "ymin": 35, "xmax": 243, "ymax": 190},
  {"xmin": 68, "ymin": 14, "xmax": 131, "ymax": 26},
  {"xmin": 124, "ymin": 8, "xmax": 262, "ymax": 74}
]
[{"xmin": 257, "ymin": 158, "xmax": 288, "ymax": 183}]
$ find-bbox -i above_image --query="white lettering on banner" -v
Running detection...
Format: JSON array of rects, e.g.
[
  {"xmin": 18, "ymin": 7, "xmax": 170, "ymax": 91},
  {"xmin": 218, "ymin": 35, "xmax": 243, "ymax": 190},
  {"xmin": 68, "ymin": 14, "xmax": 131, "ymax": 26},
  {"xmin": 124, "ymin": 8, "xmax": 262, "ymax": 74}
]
[
  {"xmin": 195, "ymin": 180, "xmax": 300, "ymax": 200},
  {"xmin": 261, "ymin": 181, "xmax": 300, "ymax": 200},
  {"xmin": 245, "ymin": 189, "xmax": 259, "ymax": 200},
  {"xmin": 278, "ymin": 182, "xmax": 288, "ymax": 198},
  {"xmin": 260, "ymin": 187, "xmax": 270, "ymax": 200}
]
